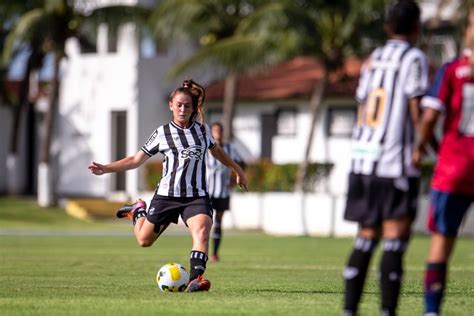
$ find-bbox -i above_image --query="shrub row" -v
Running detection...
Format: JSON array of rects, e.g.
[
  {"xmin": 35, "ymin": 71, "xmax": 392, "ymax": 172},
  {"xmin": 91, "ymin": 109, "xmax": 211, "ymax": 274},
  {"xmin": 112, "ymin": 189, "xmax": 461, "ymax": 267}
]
[{"xmin": 144, "ymin": 160, "xmax": 334, "ymax": 192}]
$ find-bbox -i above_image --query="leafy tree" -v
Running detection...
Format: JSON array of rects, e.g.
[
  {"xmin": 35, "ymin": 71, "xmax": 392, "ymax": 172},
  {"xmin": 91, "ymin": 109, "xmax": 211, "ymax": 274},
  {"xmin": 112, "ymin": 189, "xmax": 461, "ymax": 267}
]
[
  {"xmin": 2, "ymin": 0, "xmax": 150, "ymax": 205},
  {"xmin": 150, "ymin": 0, "xmax": 298, "ymax": 142},
  {"xmin": 283, "ymin": 0, "xmax": 386, "ymax": 191}
]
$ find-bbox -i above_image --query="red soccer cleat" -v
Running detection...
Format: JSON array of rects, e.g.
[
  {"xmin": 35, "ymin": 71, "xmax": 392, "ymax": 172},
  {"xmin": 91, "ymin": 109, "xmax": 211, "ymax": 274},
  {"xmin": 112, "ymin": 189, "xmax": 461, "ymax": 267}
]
[{"xmin": 185, "ymin": 275, "xmax": 211, "ymax": 292}]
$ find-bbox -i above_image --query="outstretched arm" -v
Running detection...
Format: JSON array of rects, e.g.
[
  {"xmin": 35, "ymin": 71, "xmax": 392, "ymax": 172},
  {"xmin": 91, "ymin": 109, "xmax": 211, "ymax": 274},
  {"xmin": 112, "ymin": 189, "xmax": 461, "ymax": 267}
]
[
  {"xmin": 88, "ymin": 150, "xmax": 149, "ymax": 175},
  {"xmin": 210, "ymin": 145, "xmax": 248, "ymax": 191}
]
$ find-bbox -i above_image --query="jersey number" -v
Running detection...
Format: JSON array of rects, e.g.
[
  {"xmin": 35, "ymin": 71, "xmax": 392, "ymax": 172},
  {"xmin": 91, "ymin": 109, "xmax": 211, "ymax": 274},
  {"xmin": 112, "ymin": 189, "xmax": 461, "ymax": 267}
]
[
  {"xmin": 358, "ymin": 88, "xmax": 386, "ymax": 128},
  {"xmin": 461, "ymin": 83, "xmax": 474, "ymax": 136}
]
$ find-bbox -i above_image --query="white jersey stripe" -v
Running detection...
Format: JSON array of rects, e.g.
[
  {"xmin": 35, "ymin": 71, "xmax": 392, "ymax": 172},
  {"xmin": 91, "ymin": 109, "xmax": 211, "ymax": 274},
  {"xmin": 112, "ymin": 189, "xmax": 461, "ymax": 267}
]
[
  {"xmin": 350, "ymin": 39, "xmax": 428, "ymax": 178},
  {"xmin": 141, "ymin": 121, "xmax": 216, "ymax": 197}
]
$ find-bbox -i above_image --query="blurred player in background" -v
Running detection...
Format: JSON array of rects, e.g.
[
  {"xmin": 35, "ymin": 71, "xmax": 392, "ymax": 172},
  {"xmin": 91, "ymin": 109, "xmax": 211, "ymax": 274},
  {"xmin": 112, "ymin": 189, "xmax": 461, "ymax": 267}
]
[
  {"xmin": 89, "ymin": 80, "xmax": 248, "ymax": 292},
  {"xmin": 206, "ymin": 122, "xmax": 245, "ymax": 262},
  {"xmin": 413, "ymin": 8, "xmax": 474, "ymax": 316},
  {"xmin": 342, "ymin": 1, "xmax": 428, "ymax": 315}
]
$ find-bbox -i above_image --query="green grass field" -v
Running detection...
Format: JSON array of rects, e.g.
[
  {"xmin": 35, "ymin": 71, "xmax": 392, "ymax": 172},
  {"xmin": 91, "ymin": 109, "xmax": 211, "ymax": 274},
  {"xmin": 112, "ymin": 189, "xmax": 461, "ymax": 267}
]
[{"xmin": 1, "ymin": 197, "xmax": 473, "ymax": 315}]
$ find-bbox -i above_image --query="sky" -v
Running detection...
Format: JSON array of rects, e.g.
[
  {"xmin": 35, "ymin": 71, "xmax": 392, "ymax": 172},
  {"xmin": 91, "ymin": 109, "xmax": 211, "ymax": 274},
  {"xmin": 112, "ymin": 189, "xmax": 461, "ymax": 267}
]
[{"xmin": 7, "ymin": 48, "xmax": 53, "ymax": 81}]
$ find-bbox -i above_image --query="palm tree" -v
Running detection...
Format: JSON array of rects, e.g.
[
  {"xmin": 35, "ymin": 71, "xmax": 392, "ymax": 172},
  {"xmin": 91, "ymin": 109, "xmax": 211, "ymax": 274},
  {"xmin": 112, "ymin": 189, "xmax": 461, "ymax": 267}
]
[
  {"xmin": 284, "ymin": 0, "xmax": 386, "ymax": 191},
  {"xmin": 150, "ymin": 0, "xmax": 297, "ymax": 142},
  {"xmin": 2, "ymin": 0, "xmax": 150, "ymax": 206},
  {"xmin": 0, "ymin": 1, "xmax": 44, "ymax": 195}
]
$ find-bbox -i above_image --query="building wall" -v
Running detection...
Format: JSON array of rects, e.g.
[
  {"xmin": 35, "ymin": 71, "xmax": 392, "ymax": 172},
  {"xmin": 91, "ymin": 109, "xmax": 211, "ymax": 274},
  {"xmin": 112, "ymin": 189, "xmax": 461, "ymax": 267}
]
[{"xmin": 207, "ymin": 98, "xmax": 355, "ymax": 196}]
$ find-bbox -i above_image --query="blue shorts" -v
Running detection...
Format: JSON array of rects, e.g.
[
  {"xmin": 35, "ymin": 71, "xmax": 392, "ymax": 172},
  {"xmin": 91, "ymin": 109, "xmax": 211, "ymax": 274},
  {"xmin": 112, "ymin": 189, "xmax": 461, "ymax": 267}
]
[{"xmin": 428, "ymin": 189, "xmax": 474, "ymax": 236}]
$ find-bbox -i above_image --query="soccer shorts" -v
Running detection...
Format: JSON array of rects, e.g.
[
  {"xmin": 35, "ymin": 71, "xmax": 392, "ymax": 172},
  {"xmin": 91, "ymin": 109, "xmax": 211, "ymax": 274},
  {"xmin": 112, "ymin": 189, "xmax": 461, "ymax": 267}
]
[
  {"xmin": 427, "ymin": 189, "xmax": 474, "ymax": 236},
  {"xmin": 210, "ymin": 197, "xmax": 230, "ymax": 213},
  {"xmin": 146, "ymin": 194, "xmax": 213, "ymax": 234},
  {"xmin": 344, "ymin": 172, "xmax": 419, "ymax": 227}
]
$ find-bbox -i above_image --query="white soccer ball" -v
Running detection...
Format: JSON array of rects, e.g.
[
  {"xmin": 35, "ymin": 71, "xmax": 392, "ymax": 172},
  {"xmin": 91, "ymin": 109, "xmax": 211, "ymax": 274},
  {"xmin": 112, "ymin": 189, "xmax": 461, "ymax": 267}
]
[{"xmin": 156, "ymin": 263, "xmax": 190, "ymax": 292}]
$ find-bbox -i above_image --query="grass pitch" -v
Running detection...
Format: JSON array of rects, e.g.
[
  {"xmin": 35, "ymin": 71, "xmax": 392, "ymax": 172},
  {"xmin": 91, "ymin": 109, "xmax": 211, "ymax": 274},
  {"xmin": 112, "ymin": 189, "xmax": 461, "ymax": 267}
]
[{"xmin": 0, "ymin": 197, "xmax": 473, "ymax": 315}]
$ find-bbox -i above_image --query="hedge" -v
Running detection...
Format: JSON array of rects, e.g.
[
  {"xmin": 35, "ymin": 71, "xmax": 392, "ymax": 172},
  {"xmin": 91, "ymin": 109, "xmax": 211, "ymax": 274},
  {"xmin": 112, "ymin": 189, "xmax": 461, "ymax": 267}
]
[{"xmin": 144, "ymin": 160, "xmax": 334, "ymax": 193}]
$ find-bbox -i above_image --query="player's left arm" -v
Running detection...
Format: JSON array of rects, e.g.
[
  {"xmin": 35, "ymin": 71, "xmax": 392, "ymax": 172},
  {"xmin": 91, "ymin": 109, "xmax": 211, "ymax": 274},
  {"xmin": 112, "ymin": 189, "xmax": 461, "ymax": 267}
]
[{"xmin": 210, "ymin": 145, "xmax": 248, "ymax": 191}]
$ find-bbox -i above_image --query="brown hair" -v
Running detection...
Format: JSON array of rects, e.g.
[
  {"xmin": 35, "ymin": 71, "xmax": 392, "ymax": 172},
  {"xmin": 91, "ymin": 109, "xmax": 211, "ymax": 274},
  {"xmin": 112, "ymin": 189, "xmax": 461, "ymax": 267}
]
[{"xmin": 169, "ymin": 79, "xmax": 206, "ymax": 124}]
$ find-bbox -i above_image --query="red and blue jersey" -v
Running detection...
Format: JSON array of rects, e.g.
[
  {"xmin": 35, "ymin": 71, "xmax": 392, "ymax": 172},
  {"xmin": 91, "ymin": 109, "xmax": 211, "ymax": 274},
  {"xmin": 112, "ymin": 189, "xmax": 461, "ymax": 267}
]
[{"xmin": 421, "ymin": 53, "xmax": 474, "ymax": 195}]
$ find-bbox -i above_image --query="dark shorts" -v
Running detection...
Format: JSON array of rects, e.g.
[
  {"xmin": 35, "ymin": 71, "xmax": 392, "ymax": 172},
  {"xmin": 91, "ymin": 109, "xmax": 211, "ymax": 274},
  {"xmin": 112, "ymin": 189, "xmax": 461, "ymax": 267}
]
[
  {"xmin": 344, "ymin": 172, "xmax": 419, "ymax": 227},
  {"xmin": 146, "ymin": 194, "xmax": 213, "ymax": 234},
  {"xmin": 427, "ymin": 189, "xmax": 473, "ymax": 237},
  {"xmin": 210, "ymin": 197, "xmax": 230, "ymax": 213}
]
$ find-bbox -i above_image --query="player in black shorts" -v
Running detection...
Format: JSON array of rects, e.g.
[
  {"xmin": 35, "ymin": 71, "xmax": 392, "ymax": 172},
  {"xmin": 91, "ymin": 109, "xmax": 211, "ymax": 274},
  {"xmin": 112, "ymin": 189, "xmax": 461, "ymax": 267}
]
[
  {"xmin": 206, "ymin": 122, "xmax": 245, "ymax": 262},
  {"xmin": 341, "ymin": 1, "xmax": 428, "ymax": 315},
  {"xmin": 89, "ymin": 80, "xmax": 248, "ymax": 292}
]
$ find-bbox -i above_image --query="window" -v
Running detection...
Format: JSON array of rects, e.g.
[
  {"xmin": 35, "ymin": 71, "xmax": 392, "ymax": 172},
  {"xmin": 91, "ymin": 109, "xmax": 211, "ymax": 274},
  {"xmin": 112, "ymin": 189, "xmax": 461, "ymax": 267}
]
[
  {"xmin": 107, "ymin": 24, "xmax": 118, "ymax": 53},
  {"xmin": 140, "ymin": 28, "xmax": 159, "ymax": 58},
  {"xmin": 276, "ymin": 108, "xmax": 297, "ymax": 136},
  {"xmin": 326, "ymin": 106, "xmax": 356, "ymax": 137}
]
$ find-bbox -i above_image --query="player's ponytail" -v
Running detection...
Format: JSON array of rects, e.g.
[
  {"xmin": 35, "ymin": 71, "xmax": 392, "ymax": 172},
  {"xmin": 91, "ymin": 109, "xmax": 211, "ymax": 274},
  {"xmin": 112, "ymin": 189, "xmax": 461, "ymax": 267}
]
[{"xmin": 182, "ymin": 79, "xmax": 206, "ymax": 124}]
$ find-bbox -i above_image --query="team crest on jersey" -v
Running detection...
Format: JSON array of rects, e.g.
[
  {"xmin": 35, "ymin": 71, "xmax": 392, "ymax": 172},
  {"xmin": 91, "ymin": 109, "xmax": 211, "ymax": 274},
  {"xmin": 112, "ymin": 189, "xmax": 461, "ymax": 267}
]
[{"xmin": 180, "ymin": 145, "xmax": 204, "ymax": 160}]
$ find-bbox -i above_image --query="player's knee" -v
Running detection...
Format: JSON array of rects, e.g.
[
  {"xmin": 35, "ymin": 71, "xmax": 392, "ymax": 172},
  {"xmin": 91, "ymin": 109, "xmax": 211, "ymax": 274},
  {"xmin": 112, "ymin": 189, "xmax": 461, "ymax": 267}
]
[{"xmin": 137, "ymin": 237, "xmax": 154, "ymax": 247}]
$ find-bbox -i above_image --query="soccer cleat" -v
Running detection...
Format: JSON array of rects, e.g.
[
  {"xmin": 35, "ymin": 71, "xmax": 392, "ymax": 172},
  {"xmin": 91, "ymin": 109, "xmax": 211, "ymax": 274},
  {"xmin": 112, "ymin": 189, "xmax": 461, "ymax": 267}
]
[
  {"xmin": 210, "ymin": 255, "xmax": 219, "ymax": 262},
  {"xmin": 185, "ymin": 275, "xmax": 211, "ymax": 292},
  {"xmin": 116, "ymin": 199, "xmax": 147, "ymax": 220}
]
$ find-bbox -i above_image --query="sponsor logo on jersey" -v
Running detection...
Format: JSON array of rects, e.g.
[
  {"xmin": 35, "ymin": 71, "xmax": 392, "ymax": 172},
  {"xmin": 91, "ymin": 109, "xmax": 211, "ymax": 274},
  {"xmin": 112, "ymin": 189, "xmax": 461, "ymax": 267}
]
[{"xmin": 181, "ymin": 145, "xmax": 204, "ymax": 160}]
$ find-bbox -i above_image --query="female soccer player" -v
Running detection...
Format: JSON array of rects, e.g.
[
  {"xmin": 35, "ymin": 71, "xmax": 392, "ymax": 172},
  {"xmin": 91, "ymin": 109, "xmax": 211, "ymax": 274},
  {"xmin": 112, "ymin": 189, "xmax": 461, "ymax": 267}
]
[
  {"xmin": 206, "ymin": 122, "xmax": 245, "ymax": 262},
  {"xmin": 342, "ymin": 1, "xmax": 428, "ymax": 315},
  {"xmin": 88, "ymin": 80, "xmax": 248, "ymax": 292},
  {"xmin": 413, "ymin": 8, "xmax": 474, "ymax": 315}
]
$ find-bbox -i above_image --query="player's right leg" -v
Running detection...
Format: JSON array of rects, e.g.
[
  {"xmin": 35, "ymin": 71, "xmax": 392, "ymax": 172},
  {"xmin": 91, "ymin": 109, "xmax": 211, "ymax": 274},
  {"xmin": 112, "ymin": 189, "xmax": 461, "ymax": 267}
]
[
  {"xmin": 423, "ymin": 190, "xmax": 472, "ymax": 316},
  {"xmin": 343, "ymin": 227, "xmax": 380, "ymax": 316}
]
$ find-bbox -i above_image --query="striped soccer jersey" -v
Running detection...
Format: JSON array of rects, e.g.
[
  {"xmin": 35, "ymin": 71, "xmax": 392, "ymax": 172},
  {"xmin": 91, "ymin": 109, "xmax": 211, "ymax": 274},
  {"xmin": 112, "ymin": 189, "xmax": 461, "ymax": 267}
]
[
  {"xmin": 141, "ymin": 121, "xmax": 216, "ymax": 197},
  {"xmin": 351, "ymin": 39, "xmax": 429, "ymax": 178},
  {"xmin": 206, "ymin": 143, "xmax": 243, "ymax": 199}
]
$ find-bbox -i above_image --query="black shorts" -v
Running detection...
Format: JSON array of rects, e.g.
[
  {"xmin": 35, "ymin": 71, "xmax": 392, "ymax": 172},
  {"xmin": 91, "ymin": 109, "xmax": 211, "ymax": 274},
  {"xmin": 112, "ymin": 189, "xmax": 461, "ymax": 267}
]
[
  {"xmin": 146, "ymin": 194, "xmax": 213, "ymax": 233},
  {"xmin": 344, "ymin": 172, "xmax": 419, "ymax": 227},
  {"xmin": 210, "ymin": 197, "xmax": 230, "ymax": 213}
]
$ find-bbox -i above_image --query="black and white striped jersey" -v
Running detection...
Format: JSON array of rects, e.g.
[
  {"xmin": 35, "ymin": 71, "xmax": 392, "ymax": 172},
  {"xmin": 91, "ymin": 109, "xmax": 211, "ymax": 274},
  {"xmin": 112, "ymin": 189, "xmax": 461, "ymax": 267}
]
[
  {"xmin": 141, "ymin": 121, "xmax": 216, "ymax": 197},
  {"xmin": 351, "ymin": 39, "xmax": 429, "ymax": 178},
  {"xmin": 206, "ymin": 143, "xmax": 243, "ymax": 199}
]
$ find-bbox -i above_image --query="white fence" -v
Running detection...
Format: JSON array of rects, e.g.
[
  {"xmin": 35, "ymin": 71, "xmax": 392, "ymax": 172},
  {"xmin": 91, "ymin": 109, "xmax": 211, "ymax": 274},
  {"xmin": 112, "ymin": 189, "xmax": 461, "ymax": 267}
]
[{"xmin": 137, "ymin": 192, "xmax": 474, "ymax": 237}]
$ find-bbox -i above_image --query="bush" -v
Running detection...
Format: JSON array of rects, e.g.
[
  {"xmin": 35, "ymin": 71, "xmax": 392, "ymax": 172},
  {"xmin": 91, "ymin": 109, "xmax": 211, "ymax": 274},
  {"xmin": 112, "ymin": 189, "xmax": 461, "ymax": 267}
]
[{"xmin": 144, "ymin": 160, "xmax": 333, "ymax": 193}]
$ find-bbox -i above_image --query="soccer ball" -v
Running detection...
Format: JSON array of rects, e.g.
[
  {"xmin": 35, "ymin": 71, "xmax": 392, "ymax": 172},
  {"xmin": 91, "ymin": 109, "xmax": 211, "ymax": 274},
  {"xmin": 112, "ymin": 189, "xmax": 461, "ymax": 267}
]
[{"xmin": 156, "ymin": 263, "xmax": 190, "ymax": 292}]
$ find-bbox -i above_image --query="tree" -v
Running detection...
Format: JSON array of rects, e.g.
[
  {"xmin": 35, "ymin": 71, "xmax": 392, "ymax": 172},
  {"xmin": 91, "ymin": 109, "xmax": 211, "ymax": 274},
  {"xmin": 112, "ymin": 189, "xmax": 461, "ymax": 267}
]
[
  {"xmin": 150, "ymin": 0, "xmax": 297, "ymax": 142},
  {"xmin": 284, "ymin": 0, "xmax": 386, "ymax": 191},
  {"xmin": 0, "ymin": 1, "xmax": 44, "ymax": 195},
  {"xmin": 2, "ymin": 0, "xmax": 150, "ymax": 206}
]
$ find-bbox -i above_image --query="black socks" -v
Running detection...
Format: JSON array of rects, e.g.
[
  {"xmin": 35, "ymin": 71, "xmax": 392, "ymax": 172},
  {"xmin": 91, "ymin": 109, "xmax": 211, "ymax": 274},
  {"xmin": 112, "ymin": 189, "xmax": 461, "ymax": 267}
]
[{"xmin": 189, "ymin": 250, "xmax": 208, "ymax": 280}]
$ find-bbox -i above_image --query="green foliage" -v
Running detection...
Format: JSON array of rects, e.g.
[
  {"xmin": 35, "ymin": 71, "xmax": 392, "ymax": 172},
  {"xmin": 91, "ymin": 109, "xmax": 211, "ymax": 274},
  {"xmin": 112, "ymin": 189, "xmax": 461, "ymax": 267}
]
[{"xmin": 145, "ymin": 160, "xmax": 333, "ymax": 192}]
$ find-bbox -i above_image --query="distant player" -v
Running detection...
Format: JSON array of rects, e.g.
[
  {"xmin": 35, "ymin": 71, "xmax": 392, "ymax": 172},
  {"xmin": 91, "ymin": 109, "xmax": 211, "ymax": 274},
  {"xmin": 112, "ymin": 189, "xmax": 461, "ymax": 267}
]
[
  {"xmin": 342, "ymin": 1, "xmax": 428, "ymax": 315},
  {"xmin": 88, "ymin": 80, "xmax": 248, "ymax": 292},
  {"xmin": 206, "ymin": 122, "xmax": 245, "ymax": 262},
  {"xmin": 413, "ymin": 8, "xmax": 474, "ymax": 316}
]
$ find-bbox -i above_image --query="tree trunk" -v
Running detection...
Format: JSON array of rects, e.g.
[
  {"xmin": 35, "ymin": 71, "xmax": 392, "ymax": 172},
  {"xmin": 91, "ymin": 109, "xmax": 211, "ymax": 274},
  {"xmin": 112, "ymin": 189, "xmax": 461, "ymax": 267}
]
[
  {"xmin": 38, "ymin": 51, "xmax": 61, "ymax": 207},
  {"xmin": 294, "ymin": 68, "xmax": 328, "ymax": 192},
  {"xmin": 221, "ymin": 72, "xmax": 238, "ymax": 143},
  {"xmin": 7, "ymin": 46, "xmax": 44, "ymax": 195}
]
